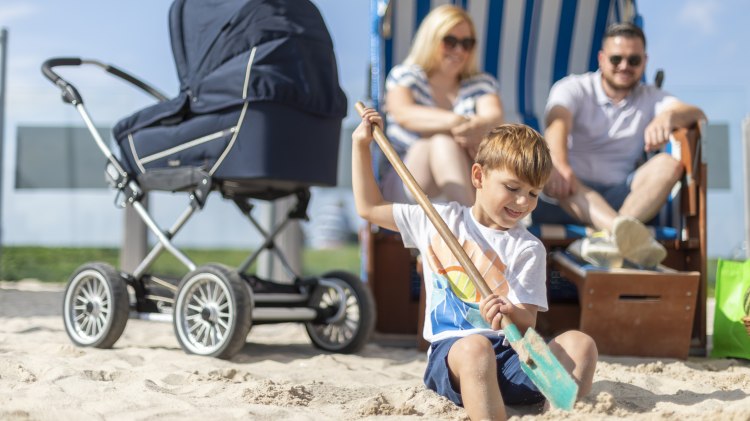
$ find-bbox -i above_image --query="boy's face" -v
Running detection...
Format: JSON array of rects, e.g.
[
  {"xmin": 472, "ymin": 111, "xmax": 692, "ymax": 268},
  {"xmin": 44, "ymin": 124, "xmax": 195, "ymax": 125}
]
[{"xmin": 471, "ymin": 165, "xmax": 541, "ymax": 230}]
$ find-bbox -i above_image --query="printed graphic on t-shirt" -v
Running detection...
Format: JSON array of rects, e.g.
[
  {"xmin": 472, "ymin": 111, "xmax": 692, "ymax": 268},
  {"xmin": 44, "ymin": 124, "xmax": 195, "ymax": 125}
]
[{"xmin": 426, "ymin": 233, "xmax": 509, "ymax": 335}]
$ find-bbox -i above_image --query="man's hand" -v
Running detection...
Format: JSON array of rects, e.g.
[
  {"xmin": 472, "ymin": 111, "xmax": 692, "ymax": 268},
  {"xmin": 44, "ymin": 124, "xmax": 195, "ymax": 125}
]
[
  {"xmin": 543, "ymin": 165, "xmax": 578, "ymax": 199},
  {"xmin": 644, "ymin": 111, "xmax": 674, "ymax": 152}
]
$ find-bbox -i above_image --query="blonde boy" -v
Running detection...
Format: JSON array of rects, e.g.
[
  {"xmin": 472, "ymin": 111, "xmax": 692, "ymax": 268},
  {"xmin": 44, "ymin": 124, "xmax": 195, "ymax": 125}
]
[{"xmin": 353, "ymin": 107, "xmax": 598, "ymax": 421}]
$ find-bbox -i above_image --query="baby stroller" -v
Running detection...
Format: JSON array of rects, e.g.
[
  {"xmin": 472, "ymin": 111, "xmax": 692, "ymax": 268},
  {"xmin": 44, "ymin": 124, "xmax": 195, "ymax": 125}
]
[{"xmin": 41, "ymin": 0, "xmax": 375, "ymax": 359}]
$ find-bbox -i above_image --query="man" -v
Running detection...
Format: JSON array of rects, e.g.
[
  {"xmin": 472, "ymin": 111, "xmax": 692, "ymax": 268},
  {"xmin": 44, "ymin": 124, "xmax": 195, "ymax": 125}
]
[{"xmin": 532, "ymin": 23, "xmax": 706, "ymax": 268}]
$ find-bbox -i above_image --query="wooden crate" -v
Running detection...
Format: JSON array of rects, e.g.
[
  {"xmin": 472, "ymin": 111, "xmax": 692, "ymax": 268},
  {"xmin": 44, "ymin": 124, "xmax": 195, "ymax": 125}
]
[
  {"xmin": 361, "ymin": 225, "xmax": 421, "ymax": 335},
  {"xmin": 549, "ymin": 251, "xmax": 700, "ymax": 359}
]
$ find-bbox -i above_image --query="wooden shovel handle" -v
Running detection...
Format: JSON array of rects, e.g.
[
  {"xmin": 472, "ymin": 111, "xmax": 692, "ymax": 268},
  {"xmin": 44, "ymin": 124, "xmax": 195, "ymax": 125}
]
[{"xmin": 355, "ymin": 101, "xmax": 492, "ymax": 298}]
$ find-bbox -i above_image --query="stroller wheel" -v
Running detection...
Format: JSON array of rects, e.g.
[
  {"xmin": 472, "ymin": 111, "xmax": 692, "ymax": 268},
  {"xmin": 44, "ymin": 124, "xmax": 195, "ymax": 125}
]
[
  {"xmin": 305, "ymin": 271, "xmax": 375, "ymax": 353},
  {"xmin": 62, "ymin": 262, "xmax": 130, "ymax": 349},
  {"xmin": 173, "ymin": 264, "xmax": 253, "ymax": 359}
]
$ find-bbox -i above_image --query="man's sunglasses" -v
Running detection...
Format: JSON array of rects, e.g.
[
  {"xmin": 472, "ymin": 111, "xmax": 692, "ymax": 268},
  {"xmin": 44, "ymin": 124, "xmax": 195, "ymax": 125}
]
[
  {"xmin": 442, "ymin": 35, "xmax": 476, "ymax": 51},
  {"xmin": 608, "ymin": 54, "xmax": 643, "ymax": 67}
]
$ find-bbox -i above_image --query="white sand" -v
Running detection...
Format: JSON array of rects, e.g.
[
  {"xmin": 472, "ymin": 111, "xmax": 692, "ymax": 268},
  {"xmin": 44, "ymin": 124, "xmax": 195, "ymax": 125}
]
[{"xmin": 1, "ymin": 280, "xmax": 749, "ymax": 420}]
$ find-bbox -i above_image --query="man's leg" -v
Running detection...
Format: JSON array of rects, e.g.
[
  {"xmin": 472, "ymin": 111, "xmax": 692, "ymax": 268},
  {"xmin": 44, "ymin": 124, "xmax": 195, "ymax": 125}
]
[
  {"xmin": 618, "ymin": 153, "xmax": 683, "ymax": 222},
  {"xmin": 557, "ymin": 184, "xmax": 620, "ymax": 232},
  {"xmin": 610, "ymin": 153, "xmax": 682, "ymax": 266}
]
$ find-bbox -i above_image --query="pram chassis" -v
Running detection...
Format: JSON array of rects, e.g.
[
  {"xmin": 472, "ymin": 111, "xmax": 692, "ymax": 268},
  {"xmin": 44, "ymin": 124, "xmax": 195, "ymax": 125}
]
[{"xmin": 43, "ymin": 58, "xmax": 375, "ymax": 359}]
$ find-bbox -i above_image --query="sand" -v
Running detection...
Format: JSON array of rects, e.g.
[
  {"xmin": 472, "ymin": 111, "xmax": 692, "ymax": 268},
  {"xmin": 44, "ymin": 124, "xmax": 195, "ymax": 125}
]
[{"xmin": 1, "ymin": 280, "xmax": 749, "ymax": 420}]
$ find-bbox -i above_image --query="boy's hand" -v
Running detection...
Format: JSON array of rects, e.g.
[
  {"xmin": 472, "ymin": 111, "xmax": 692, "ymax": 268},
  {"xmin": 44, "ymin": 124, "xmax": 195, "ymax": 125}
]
[
  {"xmin": 479, "ymin": 294, "xmax": 514, "ymax": 331},
  {"xmin": 352, "ymin": 107, "xmax": 383, "ymax": 147}
]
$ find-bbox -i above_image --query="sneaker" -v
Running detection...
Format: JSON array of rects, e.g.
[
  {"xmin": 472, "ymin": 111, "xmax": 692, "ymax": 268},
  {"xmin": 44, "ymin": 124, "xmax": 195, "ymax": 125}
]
[
  {"xmin": 612, "ymin": 216, "xmax": 666, "ymax": 268},
  {"xmin": 567, "ymin": 234, "xmax": 623, "ymax": 268}
]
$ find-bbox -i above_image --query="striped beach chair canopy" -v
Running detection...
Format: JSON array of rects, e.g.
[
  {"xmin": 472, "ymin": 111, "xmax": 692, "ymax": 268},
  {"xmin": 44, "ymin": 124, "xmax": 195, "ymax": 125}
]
[
  {"xmin": 369, "ymin": 0, "xmax": 639, "ymax": 131},
  {"xmin": 367, "ymin": 0, "xmax": 687, "ymax": 242}
]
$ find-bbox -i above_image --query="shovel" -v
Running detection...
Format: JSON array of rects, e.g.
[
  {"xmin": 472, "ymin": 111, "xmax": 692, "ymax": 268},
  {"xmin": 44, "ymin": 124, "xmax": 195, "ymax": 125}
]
[{"xmin": 355, "ymin": 101, "xmax": 578, "ymax": 410}]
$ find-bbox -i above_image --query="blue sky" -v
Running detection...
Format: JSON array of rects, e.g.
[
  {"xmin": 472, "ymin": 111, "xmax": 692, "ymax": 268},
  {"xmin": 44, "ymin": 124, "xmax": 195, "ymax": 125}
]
[{"xmin": 0, "ymin": 0, "xmax": 747, "ymax": 257}]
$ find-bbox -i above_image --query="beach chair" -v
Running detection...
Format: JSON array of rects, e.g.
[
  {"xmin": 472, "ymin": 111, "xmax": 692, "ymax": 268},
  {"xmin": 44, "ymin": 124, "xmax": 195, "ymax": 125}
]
[{"xmin": 363, "ymin": 0, "xmax": 707, "ymax": 357}]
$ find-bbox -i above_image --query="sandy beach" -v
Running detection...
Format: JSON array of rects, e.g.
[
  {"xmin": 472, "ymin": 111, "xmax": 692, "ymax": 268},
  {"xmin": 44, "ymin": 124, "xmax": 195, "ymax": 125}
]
[{"xmin": 1, "ymin": 279, "xmax": 749, "ymax": 420}]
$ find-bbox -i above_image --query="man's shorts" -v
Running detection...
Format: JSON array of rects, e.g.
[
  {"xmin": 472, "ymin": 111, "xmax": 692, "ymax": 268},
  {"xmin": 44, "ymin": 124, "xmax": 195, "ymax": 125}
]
[
  {"xmin": 531, "ymin": 177, "xmax": 633, "ymax": 225},
  {"xmin": 423, "ymin": 334, "xmax": 545, "ymax": 407}
]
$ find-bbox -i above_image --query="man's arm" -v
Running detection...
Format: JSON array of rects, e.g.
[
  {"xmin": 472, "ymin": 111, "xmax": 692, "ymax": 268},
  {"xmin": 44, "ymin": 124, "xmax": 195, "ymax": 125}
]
[
  {"xmin": 543, "ymin": 105, "xmax": 578, "ymax": 198},
  {"xmin": 351, "ymin": 109, "xmax": 398, "ymax": 232},
  {"xmin": 644, "ymin": 101, "xmax": 707, "ymax": 152}
]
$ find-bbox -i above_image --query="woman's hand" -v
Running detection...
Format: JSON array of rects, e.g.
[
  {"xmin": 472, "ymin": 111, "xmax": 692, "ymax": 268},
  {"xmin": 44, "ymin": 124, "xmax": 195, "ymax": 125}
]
[{"xmin": 450, "ymin": 115, "xmax": 485, "ymax": 157}]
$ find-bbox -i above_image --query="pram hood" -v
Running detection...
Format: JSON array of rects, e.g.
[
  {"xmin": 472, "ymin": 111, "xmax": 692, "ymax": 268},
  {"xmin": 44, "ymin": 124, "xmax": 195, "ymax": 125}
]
[{"xmin": 114, "ymin": 0, "xmax": 347, "ymax": 138}]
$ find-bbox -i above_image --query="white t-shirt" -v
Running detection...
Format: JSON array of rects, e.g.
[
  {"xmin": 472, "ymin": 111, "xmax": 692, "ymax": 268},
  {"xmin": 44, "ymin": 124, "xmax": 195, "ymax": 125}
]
[
  {"xmin": 393, "ymin": 202, "xmax": 548, "ymax": 343},
  {"xmin": 544, "ymin": 70, "xmax": 678, "ymax": 185}
]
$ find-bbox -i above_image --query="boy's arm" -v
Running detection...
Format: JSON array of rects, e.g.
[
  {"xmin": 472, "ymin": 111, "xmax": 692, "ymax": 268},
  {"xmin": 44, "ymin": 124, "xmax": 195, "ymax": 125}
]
[
  {"xmin": 352, "ymin": 109, "xmax": 398, "ymax": 232},
  {"xmin": 480, "ymin": 295, "xmax": 539, "ymax": 333}
]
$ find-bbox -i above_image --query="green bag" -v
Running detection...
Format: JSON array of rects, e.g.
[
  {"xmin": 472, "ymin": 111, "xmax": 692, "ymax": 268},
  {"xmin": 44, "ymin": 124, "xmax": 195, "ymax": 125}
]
[{"xmin": 711, "ymin": 259, "xmax": 750, "ymax": 359}]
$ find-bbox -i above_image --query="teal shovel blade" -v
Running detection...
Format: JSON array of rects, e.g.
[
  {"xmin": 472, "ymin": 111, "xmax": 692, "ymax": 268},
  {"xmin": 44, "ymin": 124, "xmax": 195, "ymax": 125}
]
[{"xmin": 504, "ymin": 324, "xmax": 578, "ymax": 410}]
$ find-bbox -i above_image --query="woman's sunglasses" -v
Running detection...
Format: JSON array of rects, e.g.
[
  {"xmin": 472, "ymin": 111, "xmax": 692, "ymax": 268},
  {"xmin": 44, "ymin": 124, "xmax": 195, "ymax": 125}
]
[
  {"xmin": 607, "ymin": 54, "xmax": 643, "ymax": 67},
  {"xmin": 442, "ymin": 35, "xmax": 476, "ymax": 51}
]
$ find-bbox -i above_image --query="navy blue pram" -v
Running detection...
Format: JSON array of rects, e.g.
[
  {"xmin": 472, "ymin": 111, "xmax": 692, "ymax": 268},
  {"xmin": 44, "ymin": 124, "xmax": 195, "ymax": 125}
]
[
  {"xmin": 115, "ymin": 0, "xmax": 346, "ymax": 196},
  {"xmin": 42, "ymin": 0, "xmax": 374, "ymax": 359}
]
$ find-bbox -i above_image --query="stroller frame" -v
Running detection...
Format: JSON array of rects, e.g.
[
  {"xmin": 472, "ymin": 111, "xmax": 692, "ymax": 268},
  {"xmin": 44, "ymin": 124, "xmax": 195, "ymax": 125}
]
[{"xmin": 42, "ymin": 58, "xmax": 375, "ymax": 359}]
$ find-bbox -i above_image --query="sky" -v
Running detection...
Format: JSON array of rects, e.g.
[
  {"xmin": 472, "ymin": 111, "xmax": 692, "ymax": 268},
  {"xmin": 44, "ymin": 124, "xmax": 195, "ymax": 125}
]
[{"xmin": 0, "ymin": 0, "xmax": 747, "ymax": 257}]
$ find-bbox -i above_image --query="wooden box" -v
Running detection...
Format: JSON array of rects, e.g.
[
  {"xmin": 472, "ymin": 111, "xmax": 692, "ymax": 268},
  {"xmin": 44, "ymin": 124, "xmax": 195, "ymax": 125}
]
[
  {"xmin": 361, "ymin": 226, "xmax": 421, "ymax": 335},
  {"xmin": 549, "ymin": 251, "xmax": 700, "ymax": 359}
]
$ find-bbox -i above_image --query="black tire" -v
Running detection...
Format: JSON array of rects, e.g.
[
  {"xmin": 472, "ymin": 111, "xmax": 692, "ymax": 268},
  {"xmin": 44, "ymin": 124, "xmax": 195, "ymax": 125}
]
[
  {"xmin": 305, "ymin": 271, "xmax": 375, "ymax": 353},
  {"xmin": 173, "ymin": 264, "xmax": 253, "ymax": 359},
  {"xmin": 62, "ymin": 262, "xmax": 130, "ymax": 349}
]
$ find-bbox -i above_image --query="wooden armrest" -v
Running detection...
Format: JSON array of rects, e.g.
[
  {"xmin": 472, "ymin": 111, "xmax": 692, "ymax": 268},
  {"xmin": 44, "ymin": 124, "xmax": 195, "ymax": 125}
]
[{"xmin": 672, "ymin": 125, "xmax": 702, "ymax": 217}]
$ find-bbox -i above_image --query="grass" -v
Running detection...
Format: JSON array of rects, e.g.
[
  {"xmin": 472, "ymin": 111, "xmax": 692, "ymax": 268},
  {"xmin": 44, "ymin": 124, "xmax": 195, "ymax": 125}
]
[
  {"xmin": 0, "ymin": 245, "xmax": 718, "ymax": 298},
  {"xmin": 0, "ymin": 245, "xmax": 361, "ymax": 283}
]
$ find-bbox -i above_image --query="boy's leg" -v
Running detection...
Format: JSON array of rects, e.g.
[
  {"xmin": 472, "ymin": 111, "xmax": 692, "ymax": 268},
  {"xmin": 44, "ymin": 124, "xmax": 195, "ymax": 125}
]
[
  {"xmin": 447, "ymin": 335, "xmax": 506, "ymax": 420},
  {"xmin": 547, "ymin": 330, "xmax": 598, "ymax": 398}
]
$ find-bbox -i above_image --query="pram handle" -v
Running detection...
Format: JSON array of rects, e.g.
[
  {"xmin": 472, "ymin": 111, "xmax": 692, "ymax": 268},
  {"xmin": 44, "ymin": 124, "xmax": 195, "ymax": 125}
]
[
  {"xmin": 41, "ymin": 57, "xmax": 84, "ymax": 105},
  {"xmin": 41, "ymin": 57, "xmax": 169, "ymax": 105}
]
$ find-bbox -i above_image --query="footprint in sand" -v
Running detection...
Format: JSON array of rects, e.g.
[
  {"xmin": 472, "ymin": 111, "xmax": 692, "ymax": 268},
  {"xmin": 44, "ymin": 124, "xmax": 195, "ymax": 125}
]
[
  {"xmin": 242, "ymin": 379, "xmax": 313, "ymax": 406},
  {"xmin": 81, "ymin": 370, "xmax": 118, "ymax": 382},
  {"xmin": 0, "ymin": 362, "xmax": 37, "ymax": 383}
]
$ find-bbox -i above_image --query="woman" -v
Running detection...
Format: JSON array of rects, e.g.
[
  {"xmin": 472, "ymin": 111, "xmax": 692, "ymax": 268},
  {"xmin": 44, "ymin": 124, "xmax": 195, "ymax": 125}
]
[{"xmin": 382, "ymin": 5, "xmax": 504, "ymax": 206}]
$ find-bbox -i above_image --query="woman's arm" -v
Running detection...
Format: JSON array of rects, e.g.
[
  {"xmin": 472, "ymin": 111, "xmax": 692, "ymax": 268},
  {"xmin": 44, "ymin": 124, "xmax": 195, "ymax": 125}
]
[
  {"xmin": 385, "ymin": 85, "xmax": 467, "ymax": 134},
  {"xmin": 451, "ymin": 93, "xmax": 504, "ymax": 157}
]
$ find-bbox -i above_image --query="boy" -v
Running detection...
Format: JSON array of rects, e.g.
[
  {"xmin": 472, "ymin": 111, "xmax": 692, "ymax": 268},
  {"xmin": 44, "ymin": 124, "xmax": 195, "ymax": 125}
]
[{"xmin": 352, "ymin": 107, "xmax": 598, "ymax": 421}]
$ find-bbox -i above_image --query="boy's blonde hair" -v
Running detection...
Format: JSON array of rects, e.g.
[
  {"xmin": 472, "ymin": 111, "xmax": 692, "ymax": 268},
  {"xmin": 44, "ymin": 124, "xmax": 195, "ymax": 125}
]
[
  {"xmin": 403, "ymin": 5, "xmax": 479, "ymax": 79},
  {"xmin": 474, "ymin": 124, "xmax": 553, "ymax": 188}
]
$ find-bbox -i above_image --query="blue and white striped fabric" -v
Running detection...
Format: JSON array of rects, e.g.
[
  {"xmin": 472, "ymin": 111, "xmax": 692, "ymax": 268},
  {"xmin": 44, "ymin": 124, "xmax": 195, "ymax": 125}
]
[
  {"xmin": 368, "ymin": 0, "xmax": 685, "ymax": 242},
  {"xmin": 370, "ymin": 0, "xmax": 638, "ymax": 131},
  {"xmin": 384, "ymin": 63, "xmax": 500, "ymax": 154}
]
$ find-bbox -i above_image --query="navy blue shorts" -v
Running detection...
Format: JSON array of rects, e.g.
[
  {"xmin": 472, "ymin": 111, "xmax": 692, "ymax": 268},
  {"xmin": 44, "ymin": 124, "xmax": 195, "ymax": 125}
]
[{"xmin": 424, "ymin": 334, "xmax": 545, "ymax": 407}]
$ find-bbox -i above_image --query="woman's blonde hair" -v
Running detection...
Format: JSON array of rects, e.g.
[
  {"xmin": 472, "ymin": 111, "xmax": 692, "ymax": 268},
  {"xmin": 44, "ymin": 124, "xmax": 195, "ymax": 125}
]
[
  {"xmin": 403, "ymin": 5, "xmax": 479, "ymax": 79},
  {"xmin": 475, "ymin": 124, "xmax": 553, "ymax": 189}
]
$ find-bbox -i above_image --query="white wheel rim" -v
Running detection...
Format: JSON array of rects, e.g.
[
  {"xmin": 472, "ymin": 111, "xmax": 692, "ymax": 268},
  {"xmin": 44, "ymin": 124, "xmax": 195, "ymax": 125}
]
[
  {"xmin": 64, "ymin": 269, "xmax": 114, "ymax": 345},
  {"xmin": 176, "ymin": 273, "xmax": 235, "ymax": 355},
  {"xmin": 309, "ymin": 280, "xmax": 360, "ymax": 349}
]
